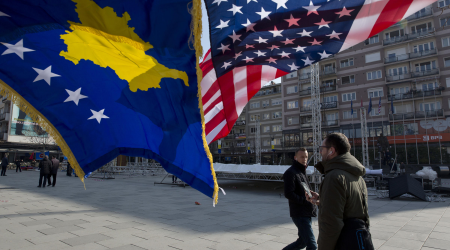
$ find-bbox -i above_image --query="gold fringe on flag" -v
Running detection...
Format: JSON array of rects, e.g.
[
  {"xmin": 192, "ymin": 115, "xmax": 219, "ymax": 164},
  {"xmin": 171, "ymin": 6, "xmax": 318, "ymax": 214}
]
[
  {"xmin": 189, "ymin": 0, "xmax": 219, "ymax": 204},
  {"xmin": 0, "ymin": 80, "xmax": 86, "ymax": 188}
]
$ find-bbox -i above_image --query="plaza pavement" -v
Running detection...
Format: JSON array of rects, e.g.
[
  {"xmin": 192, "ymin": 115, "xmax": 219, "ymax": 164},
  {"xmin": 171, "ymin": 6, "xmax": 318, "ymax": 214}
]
[{"xmin": 0, "ymin": 170, "xmax": 449, "ymax": 250}]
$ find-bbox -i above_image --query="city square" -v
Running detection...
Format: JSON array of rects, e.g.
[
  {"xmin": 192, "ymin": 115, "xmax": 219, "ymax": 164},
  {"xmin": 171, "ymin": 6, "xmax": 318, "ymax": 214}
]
[{"xmin": 0, "ymin": 171, "xmax": 449, "ymax": 250}]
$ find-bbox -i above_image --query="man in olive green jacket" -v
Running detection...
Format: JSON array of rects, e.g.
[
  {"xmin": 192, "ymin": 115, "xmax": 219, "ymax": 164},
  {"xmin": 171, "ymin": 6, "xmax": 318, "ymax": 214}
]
[{"xmin": 306, "ymin": 132, "xmax": 370, "ymax": 250}]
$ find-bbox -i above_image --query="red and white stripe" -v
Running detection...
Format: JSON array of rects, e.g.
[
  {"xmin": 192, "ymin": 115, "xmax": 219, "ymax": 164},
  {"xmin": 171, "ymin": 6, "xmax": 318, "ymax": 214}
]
[
  {"xmin": 200, "ymin": 50, "xmax": 288, "ymax": 144},
  {"xmin": 340, "ymin": 0, "xmax": 436, "ymax": 52}
]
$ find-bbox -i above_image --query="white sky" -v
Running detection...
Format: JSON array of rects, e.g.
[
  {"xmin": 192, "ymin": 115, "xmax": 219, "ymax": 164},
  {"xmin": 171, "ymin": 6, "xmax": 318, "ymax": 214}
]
[{"xmin": 200, "ymin": 2, "xmax": 281, "ymax": 84}]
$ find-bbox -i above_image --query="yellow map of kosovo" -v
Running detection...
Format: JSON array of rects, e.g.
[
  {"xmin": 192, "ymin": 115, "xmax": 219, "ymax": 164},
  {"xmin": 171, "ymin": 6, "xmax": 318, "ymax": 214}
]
[{"xmin": 60, "ymin": 0, "xmax": 189, "ymax": 92}]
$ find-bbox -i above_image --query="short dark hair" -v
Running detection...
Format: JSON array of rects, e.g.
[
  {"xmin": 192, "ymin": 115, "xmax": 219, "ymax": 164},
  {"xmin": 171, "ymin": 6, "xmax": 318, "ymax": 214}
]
[
  {"xmin": 325, "ymin": 133, "xmax": 350, "ymax": 155},
  {"xmin": 295, "ymin": 148, "xmax": 307, "ymax": 154}
]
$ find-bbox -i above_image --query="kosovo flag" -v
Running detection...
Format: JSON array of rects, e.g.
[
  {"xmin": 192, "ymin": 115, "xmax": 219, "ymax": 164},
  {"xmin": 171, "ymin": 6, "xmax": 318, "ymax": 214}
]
[{"xmin": 0, "ymin": 0, "xmax": 218, "ymax": 200}]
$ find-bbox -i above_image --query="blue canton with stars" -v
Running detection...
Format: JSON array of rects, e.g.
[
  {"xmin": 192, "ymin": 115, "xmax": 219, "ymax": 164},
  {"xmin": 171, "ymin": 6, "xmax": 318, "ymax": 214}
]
[
  {"xmin": 0, "ymin": 0, "xmax": 218, "ymax": 199},
  {"xmin": 205, "ymin": 0, "xmax": 366, "ymax": 76}
]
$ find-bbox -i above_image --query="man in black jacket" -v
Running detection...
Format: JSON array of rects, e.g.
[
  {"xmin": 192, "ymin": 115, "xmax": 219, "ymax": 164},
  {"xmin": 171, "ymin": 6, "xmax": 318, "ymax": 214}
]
[
  {"xmin": 37, "ymin": 156, "xmax": 51, "ymax": 188},
  {"xmin": 1, "ymin": 153, "xmax": 8, "ymax": 176},
  {"xmin": 283, "ymin": 148, "xmax": 317, "ymax": 250},
  {"xmin": 48, "ymin": 156, "xmax": 60, "ymax": 187}
]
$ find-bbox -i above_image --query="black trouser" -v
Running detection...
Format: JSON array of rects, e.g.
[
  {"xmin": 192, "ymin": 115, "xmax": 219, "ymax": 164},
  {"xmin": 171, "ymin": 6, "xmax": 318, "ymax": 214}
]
[
  {"xmin": 38, "ymin": 173, "xmax": 48, "ymax": 187},
  {"xmin": 1, "ymin": 166, "xmax": 6, "ymax": 176},
  {"xmin": 67, "ymin": 165, "xmax": 72, "ymax": 176},
  {"xmin": 16, "ymin": 165, "xmax": 21, "ymax": 172},
  {"xmin": 48, "ymin": 174, "xmax": 57, "ymax": 186},
  {"xmin": 172, "ymin": 175, "xmax": 177, "ymax": 183}
]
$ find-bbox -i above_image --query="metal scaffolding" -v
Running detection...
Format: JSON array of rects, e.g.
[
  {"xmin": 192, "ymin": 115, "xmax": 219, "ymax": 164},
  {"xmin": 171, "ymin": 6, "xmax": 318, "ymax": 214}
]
[
  {"xmin": 255, "ymin": 120, "xmax": 261, "ymax": 164},
  {"xmin": 311, "ymin": 63, "xmax": 322, "ymax": 165},
  {"xmin": 360, "ymin": 107, "xmax": 370, "ymax": 168}
]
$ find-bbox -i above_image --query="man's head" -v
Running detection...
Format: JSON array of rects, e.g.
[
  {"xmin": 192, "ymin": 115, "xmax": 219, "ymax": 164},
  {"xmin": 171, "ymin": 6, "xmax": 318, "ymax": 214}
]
[
  {"xmin": 386, "ymin": 149, "xmax": 389, "ymax": 152},
  {"xmin": 52, "ymin": 156, "xmax": 55, "ymax": 159},
  {"xmin": 4, "ymin": 153, "xmax": 8, "ymax": 157},
  {"xmin": 294, "ymin": 148, "xmax": 308, "ymax": 166},
  {"xmin": 44, "ymin": 155, "xmax": 48, "ymax": 160},
  {"xmin": 320, "ymin": 133, "xmax": 350, "ymax": 161}
]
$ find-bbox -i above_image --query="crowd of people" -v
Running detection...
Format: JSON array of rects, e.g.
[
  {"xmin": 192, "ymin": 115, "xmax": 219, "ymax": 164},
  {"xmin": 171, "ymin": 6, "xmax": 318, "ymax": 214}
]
[{"xmin": 283, "ymin": 132, "xmax": 373, "ymax": 250}]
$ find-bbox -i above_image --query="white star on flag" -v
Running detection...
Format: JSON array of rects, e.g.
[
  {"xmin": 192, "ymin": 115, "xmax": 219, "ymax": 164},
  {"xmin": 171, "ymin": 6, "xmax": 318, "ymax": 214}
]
[
  {"xmin": 242, "ymin": 19, "xmax": 256, "ymax": 32},
  {"xmin": 315, "ymin": 19, "xmax": 332, "ymax": 29},
  {"xmin": 309, "ymin": 38, "xmax": 322, "ymax": 46},
  {"xmin": 288, "ymin": 62, "xmax": 300, "ymax": 71},
  {"xmin": 266, "ymin": 57, "xmax": 277, "ymax": 64},
  {"xmin": 294, "ymin": 45, "xmax": 306, "ymax": 52},
  {"xmin": 318, "ymin": 50, "xmax": 331, "ymax": 59},
  {"xmin": 217, "ymin": 43, "xmax": 230, "ymax": 54},
  {"xmin": 229, "ymin": 30, "xmax": 242, "ymax": 43},
  {"xmin": 222, "ymin": 61, "xmax": 232, "ymax": 69},
  {"xmin": 336, "ymin": 7, "xmax": 354, "ymax": 18},
  {"xmin": 281, "ymin": 38, "xmax": 295, "ymax": 45},
  {"xmin": 298, "ymin": 29, "xmax": 313, "ymax": 37},
  {"xmin": 269, "ymin": 26, "xmax": 284, "ymax": 37},
  {"xmin": 254, "ymin": 36, "xmax": 268, "ymax": 44},
  {"xmin": 254, "ymin": 50, "xmax": 266, "ymax": 57},
  {"xmin": 1, "ymin": 39, "xmax": 34, "ymax": 60},
  {"xmin": 228, "ymin": 4, "xmax": 243, "ymax": 15},
  {"xmin": 267, "ymin": 45, "xmax": 280, "ymax": 51},
  {"xmin": 64, "ymin": 88, "xmax": 88, "ymax": 105},
  {"xmin": 284, "ymin": 14, "xmax": 300, "ymax": 27},
  {"xmin": 234, "ymin": 51, "xmax": 243, "ymax": 60},
  {"xmin": 243, "ymin": 56, "xmax": 254, "ymax": 63},
  {"xmin": 256, "ymin": 7, "xmax": 271, "ymax": 20},
  {"xmin": 216, "ymin": 20, "xmax": 230, "ymax": 29},
  {"xmin": 278, "ymin": 51, "xmax": 291, "ymax": 58},
  {"xmin": 0, "ymin": 11, "xmax": 9, "ymax": 17},
  {"xmin": 272, "ymin": 0, "xmax": 288, "ymax": 9},
  {"xmin": 32, "ymin": 66, "xmax": 60, "ymax": 85},
  {"xmin": 88, "ymin": 109, "xmax": 109, "ymax": 124},
  {"xmin": 302, "ymin": 56, "xmax": 314, "ymax": 66},
  {"xmin": 247, "ymin": 0, "xmax": 258, "ymax": 3},
  {"xmin": 212, "ymin": 0, "xmax": 227, "ymax": 6},
  {"xmin": 326, "ymin": 30, "xmax": 342, "ymax": 39},
  {"xmin": 303, "ymin": 0, "xmax": 321, "ymax": 16},
  {"xmin": 246, "ymin": 44, "xmax": 255, "ymax": 49}
]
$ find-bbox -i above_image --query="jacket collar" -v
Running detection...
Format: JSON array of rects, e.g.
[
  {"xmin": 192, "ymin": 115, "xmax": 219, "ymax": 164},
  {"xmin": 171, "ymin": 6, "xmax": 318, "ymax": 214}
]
[{"xmin": 292, "ymin": 160, "xmax": 307, "ymax": 174}]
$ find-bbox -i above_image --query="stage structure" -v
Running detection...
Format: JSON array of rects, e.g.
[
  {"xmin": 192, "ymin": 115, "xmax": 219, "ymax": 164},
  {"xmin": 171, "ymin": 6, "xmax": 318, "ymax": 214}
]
[
  {"xmin": 360, "ymin": 107, "xmax": 370, "ymax": 168},
  {"xmin": 90, "ymin": 161, "xmax": 166, "ymax": 179}
]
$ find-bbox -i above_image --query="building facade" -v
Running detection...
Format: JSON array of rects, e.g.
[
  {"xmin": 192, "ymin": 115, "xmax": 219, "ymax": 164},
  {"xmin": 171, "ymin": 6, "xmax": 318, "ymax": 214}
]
[{"xmin": 211, "ymin": 2, "xmax": 450, "ymax": 166}]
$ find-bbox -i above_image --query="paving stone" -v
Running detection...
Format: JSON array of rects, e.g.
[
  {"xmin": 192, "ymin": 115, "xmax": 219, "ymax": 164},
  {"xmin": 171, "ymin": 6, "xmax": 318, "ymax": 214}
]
[
  {"xmin": 61, "ymin": 233, "xmax": 113, "ymax": 246},
  {"xmin": 423, "ymin": 238, "xmax": 450, "ymax": 250},
  {"xmin": 38, "ymin": 225, "xmax": 83, "ymax": 235},
  {"xmin": 383, "ymin": 237, "xmax": 424, "ymax": 250}
]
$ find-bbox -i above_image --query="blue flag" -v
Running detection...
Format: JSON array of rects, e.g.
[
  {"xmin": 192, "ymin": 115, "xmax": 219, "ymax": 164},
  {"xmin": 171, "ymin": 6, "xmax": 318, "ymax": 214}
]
[
  {"xmin": 351, "ymin": 99, "xmax": 353, "ymax": 115},
  {"xmin": 0, "ymin": 0, "xmax": 218, "ymax": 200},
  {"xmin": 368, "ymin": 97, "xmax": 372, "ymax": 114}
]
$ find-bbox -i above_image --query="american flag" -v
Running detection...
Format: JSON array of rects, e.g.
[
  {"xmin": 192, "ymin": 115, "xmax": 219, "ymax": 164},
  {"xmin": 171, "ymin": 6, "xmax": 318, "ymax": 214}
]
[{"xmin": 201, "ymin": 0, "xmax": 435, "ymax": 144}]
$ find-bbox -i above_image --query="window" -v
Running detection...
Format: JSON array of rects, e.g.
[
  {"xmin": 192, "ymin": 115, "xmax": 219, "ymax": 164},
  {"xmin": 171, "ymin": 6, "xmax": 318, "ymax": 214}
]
[
  {"xmin": 440, "ymin": 17, "xmax": 450, "ymax": 27},
  {"xmin": 263, "ymin": 126, "xmax": 270, "ymax": 132},
  {"xmin": 445, "ymin": 58, "xmax": 450, "ymax": 67},
  {"xmin": 263, "ymin": 140, "xmax": 271, "ymax": 146},
  {"xmin": 250, "ymin": 102, "xmax": 260, "ymax": 109},
  {"xmin": 370, "ymin": 107, "xmax": 384, "ymax": 116},
  {"xmin": 263, "ymin": 113, "xmax": 270, "ymax": 120},
  {"xmin": 250, "ymin": 114, "xmax": 260, "ymax": 121},
  {"xmin": 367, "ymin": 70, "xmax": 382, "ymax": 80},
  {"xmin": 303, "ymin": 99, "xmax": 312, "ymax": 108},
  {"xmin": 368, "ymin": 88, "xmax": 384, "ymax": 98},
  {"xmin": 415, "ymin": 61, "xmax": 436, "ymax": 72},
  {"xmin": 365, "ymin": 52, "xmax": 381, "ymax": 63},
  {"xmin": 343, "ymin": 111, "xmax": 357, "ymax": 119},
  {"xmin": 272, "ymin": 112, "xmax": 282, "ymax": 118},
  {"xmin": 322, "ymin": 79, "xmax": 335, "ymax": 87},
  {"xmin": 287, "ymin": 101, "xmax": 298, "ymax": 109},
  {"xmin": 411, "ymin": 22, "xmax": 432, "ymax": 33},
  {"xmin": 390, "ymin": 87, "xmax": 410, "ymax": 95},
  {"xmin": 342, "ymin": 92, "xmax": 356, "ymax": 102},
  {"xmin": 288, "ymin": 116, "xmax": 299, "ymax": 125},
  {"xmin": 342, "ymin": 128, "xmax": 355, "ymax": 138},
  {"xmin": 323, "ymin": 95, "xmax": 337, "ymax": 103},
  {"xmin": 447, "ymin": 77, "xmax": 450, "ymax": 87},
  {"xmin": 420, "ymin": 102, "xmax": 441, "ymax": 111},
  {"xmin": 287, "ymin": 86, "xmax": 298, "ymax": 94},
  {"xmin": 286, "ymin": 71, "xmax": 298, "ymax": 79},
  {"xmin": 385, "ymin": 29, "xmax": 404, "ymax": 39},
  {"xmin": 340, "ymin": 58, "xmax": 354, "ymax": 68},
  {"xmin": 367, "ymin": 35, "xmax": 379, "ymax": 44},
  {"xmin": 443, "ymin": 37, "xmax": 450, "ymax": 48},
  {"xmin": 262, "ymin": 100, "xmax": 269, "ymax": 107},
  {"xmin": 439, "ymin": 0, "xmax": 450, "ymax": 7},
  {"xmin": 422, "ymin": 82, "xmax": 438, "ymax": 91},
  {"xmin": 413, "ymin": 42, "xmax": 434, "ymax": 53},
  {"xmin": 388, "ymin": 66, "xmax": 407, "ymax": 76},
  {"xmin": 273, "ymin": 138, "xmax": 281, "ymax": 145},
  {"xmin": 250, "ymin": 127, "xmax": 258, "ymax": 134},
  {"xmin": 272, "ymin": 98, "xmax": 281, "ymax": 105},
  {"xmin": 273, "ymin": 125, "xmax": 282, "ymax": 132},
  {"xmin": 341, "ymin": 75, "xmax": 355, "ymax": 85}
]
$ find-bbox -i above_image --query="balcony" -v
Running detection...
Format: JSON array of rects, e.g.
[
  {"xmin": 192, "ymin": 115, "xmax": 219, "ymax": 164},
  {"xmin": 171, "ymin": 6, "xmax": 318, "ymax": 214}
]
[
  {"xmin": 0, "ymin": 112, "xmax": 10, "ymax": 121},
  {"xmin": 254, "ymin": 87, "xmax": 281, "ymax": 97},
  {"xmin": 383, "ymin": 28, "xmax": 435, "ymax": 46},
  {"xmin": 235, "ymin": 120, "xmax": 246, "ymax": 126},
  {"xmin": 321, "ymin": 101, "xmax": 338, "ymax": 110},
  {"xmin": 321, "ymin": 68, "xmax": 336, "ymax": 76},
  {"xmin": 300, "ymin": 119, "xmax": 339, "ymax": 128},
  {"xmin": 384, "ymin": 49, "xmax": 436, "ymax": 64},
  {"xmin": 405, "ymin": 8, "xmax": 432, "ymax": 21},
  {"xmin": 284, "ymin": 142, "xmax": 300, "ymax": 148},
  {"xmin": 386, "ymin": 68, "xmax": 439, "ymax": 82},
  {"xmin": 389, "ymin": 109, "xmax": 444, "ymax": 120},
  {"xmin": 298, "ymin": 85, "xmax": 337, "ymax": 96},
  {"xmin": 388, "ymin": 89, "xmax": 442, "ymax": 101},
  {"xmin": 235, "ymin": 133, "xmax": 246, "ymax": 139},
  {"xmin": 299, "ymin": 72, "xmax": 311, "ymax": 80}
]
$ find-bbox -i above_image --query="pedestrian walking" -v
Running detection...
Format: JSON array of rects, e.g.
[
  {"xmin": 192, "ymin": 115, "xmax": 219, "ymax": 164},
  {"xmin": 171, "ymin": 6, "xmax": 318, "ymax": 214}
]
[
  {"xmin": 48, "ymin": 156, "xmax": 60, "ymax": 187},
  {"xmin": 283, "ymin": 148, "xmax": 317, "ymax": 250},
  {"xmin": 306, "ymin": 133, "xmax": 373, "ymax": 250},
  {"xmin": 15, "ymin": 159, "xmax": 22, "ymax": 172},
  {"xmin": 37, "ymin": 156, "xmax": 52, "ymax": 188},
  {"xmin": 1, "ymin": 153, "xmax": 9, "ymax": 176},
  {"xmin": 172, "ymin": 175, "xmax": 178, "ymax": 183},
  {"xmin": 66, "ymin": 161, "xmax": 72, "ymax": 176}
]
